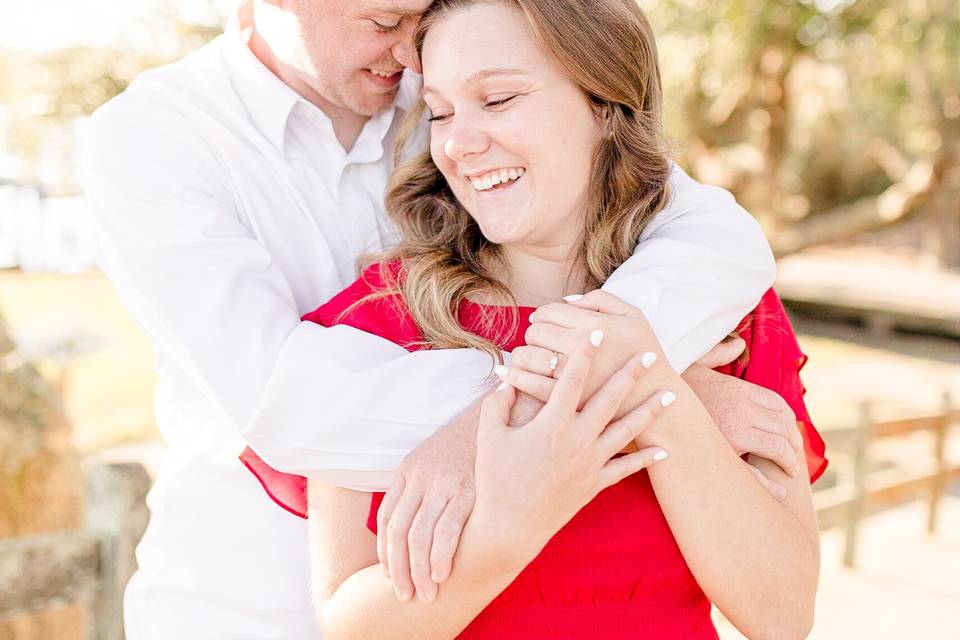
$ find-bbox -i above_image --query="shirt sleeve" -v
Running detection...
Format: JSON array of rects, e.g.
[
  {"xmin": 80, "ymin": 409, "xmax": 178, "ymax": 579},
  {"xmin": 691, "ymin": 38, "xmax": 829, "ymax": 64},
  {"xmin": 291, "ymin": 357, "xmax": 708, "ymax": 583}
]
[
  {"xmin": 602, "ymin": 163, "xmax": 777, "ymax": 373},
  {"xmin": 84, "ymin": 90, "xmax": 494, "ymax": 492}
]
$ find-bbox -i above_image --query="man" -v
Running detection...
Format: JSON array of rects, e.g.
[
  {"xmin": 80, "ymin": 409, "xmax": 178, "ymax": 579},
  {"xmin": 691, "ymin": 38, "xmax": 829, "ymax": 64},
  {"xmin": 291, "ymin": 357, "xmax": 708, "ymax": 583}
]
[{"xmin": 85, "ymin": 1, "xmax": 800, "ymax": 638}]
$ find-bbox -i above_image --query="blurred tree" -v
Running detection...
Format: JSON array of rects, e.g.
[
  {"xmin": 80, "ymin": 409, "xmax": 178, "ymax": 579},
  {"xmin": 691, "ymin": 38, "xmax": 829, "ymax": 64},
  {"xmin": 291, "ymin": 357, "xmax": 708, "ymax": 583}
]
[
  {"xmin": 0, "ymin": 3, "xmax": 222, "ymax": 194},
  {"xmin": 646, "ymin": 0, "xmax": 959, "ymax": 263}
]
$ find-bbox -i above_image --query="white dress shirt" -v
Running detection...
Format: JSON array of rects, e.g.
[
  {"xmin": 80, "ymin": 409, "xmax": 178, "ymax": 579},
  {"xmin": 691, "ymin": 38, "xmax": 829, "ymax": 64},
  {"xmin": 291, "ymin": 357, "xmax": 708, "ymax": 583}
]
[{"xmin": 83, "ymin": 12, "xmax": 775, "ymax": 640}]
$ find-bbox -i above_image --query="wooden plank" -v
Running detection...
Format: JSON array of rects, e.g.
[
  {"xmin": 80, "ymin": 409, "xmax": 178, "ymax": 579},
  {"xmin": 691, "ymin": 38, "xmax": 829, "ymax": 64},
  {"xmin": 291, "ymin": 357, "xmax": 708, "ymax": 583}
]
[
  {"xmin": 84, "ymin": 461, "xmax": 152, "ymax": 640},
  {"xmin": 0, "ymin": 531, "xmax": 102, "ymax": 620},
  {"xmin": 815, "ymin": 466, "xmax": 960, "ymax": 530}
]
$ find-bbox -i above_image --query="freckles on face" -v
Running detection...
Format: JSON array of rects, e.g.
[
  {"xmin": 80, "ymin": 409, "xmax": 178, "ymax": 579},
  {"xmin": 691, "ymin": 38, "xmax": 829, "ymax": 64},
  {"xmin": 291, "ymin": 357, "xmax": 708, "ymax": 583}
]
[{"xmin": 421, "ymin": 3, "xmax": 602, "ymax": 248}]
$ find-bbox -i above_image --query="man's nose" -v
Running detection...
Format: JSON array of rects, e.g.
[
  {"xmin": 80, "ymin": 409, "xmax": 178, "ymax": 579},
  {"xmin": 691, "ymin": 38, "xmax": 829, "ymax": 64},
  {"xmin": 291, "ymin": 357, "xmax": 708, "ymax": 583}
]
[{"xmin": 392, "ymin": 26, "xmax": 421, "ymax": 74}]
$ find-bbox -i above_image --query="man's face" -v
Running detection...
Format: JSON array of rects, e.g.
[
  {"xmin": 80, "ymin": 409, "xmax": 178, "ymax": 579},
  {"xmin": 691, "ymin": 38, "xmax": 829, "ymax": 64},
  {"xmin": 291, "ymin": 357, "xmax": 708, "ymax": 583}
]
[{"xmin": 292, "ymin": 0, "xmax": 431, "ymax": 117}]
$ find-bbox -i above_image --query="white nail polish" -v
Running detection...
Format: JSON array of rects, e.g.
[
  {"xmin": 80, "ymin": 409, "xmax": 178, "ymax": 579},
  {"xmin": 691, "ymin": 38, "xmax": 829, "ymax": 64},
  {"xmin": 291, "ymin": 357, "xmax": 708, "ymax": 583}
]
[
  {"xmin": 659, "ymin": 391, "xmax": 676, "ymax": 407},
  {"xmin": 653, "ymin": 449, "xmax": 669, "ymax": 462},
  {"xmin": 563, "ymin": 294, "xmax": 584, "ymax": 302},
  {"xmin": 590, "ymin": 329, "xmax": 604, "ymax": 347},
  {"xmin": 494, "ymin": 365, "xmax": 508, "ymax": 378},
  {"xmin": 641, "ymin": 352, "xmax": 658, "ymax": 368},
  {"xmin": 496, "ymin": 382, "xmax": 509, "ymax": 391}
]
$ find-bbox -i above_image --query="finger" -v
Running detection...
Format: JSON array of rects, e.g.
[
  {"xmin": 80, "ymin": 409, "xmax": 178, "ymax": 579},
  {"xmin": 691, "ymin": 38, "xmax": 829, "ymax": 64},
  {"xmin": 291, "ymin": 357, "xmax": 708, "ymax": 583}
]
[
  {"xmin": 524, "ymin": 321, "xmax": 579, "ymax": 355},
  {"xmin": 377, "ymin": 474, "xmax": 405, "ymax": 576},
  {"xmin": 480, "ymin": 383, "xmax": 516, "ymax": 431},
  {"xmin": 385, "ymin": 489, "xmax": 423, "ymax": 601},
  {"xmin": 494, "ymin": 365, "xmax": 556, "ymax": 403},
  {"xmin": 755, "ymin": 406, "xmax": 805, "ymax": 465},
  {"xmin": 407, "ymin": 494, "xmax": 449, "ymax": 602},
  {"xmin": 539, "ymin": 335, "xmax": 600, "ymax": 423},
  {"xmin": 599, "ymin": 445, "xmax": 668, "ymax": 488},
  {"xmin": 529, "ymin": 301, "xmax": 603, "ymax": 330},
  {"xmin": 510, "ymin": 345, "xmax": 563, "ymax": 378},
  {"xmin": 696, "ymin": 337, "xmax": 746, "ymax": 369},
  {"xmin": 578, "ymin": 351, "xmax": 649, "ymax": 435},
  {"xmin": 598, "ymin": 389, "xmax": 670, "ymax": 458},
  {"xmin": 745, "ymin": 461, "xmax": 788, "ymax": 501},
  {"xmin": 745, "ymin": 429, "xmax": 801, "ymax": 478},
  {"xmin": 429, "ymin": 493, "xmax": 475, "ymax": 583},
  {"xmin": 565, "ymin": 289, "xmax": 644, "ymax": 319}
]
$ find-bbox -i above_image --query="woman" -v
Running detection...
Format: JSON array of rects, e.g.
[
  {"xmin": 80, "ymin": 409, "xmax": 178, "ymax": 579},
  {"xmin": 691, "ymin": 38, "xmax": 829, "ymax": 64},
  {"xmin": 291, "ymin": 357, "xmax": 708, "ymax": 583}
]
[{"xmin": 242, "ymin": 0, "xmax": 826, "ymax": 637}]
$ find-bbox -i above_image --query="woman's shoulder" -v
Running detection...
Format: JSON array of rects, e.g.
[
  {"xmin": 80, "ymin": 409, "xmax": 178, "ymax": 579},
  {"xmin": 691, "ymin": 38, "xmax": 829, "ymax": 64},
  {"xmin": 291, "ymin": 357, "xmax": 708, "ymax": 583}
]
[{"xmin": 301, "ymin": 261, "xmax": 425, "ymax": 349}]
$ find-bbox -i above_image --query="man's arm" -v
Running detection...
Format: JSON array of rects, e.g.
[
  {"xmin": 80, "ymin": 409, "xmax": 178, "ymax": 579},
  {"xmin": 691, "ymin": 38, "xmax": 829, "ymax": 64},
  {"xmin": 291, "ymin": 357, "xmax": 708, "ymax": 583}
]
[
  {"xmin": 84, "ymin": 93, "xmax": 493, "ymax": 489},
  {"xmin": 602, "ymin": 163, "xmax": 776, "ymax": 372}
]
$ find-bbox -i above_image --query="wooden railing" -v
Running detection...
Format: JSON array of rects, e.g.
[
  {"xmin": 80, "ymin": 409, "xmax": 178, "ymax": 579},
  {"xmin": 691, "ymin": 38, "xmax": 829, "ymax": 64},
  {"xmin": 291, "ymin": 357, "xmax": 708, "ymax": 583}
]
[
  {"xmin": 813, "ymin": 391, "xmax": 960, "ymax": 567},
  {"xmin": 0, "ymin": 462, "xmax": 150, "ymax": 640}
]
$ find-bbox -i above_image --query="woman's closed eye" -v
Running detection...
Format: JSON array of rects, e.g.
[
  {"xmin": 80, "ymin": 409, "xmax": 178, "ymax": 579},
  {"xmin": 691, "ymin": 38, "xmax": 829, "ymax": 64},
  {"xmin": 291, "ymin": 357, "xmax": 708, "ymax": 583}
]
[
  {"xmin": 485, "ymin": 95, "xmax": 518, "ymax": 109},
  {"xmin": 427, "ymin": 95, "xmax": 520, "ymax": 124}
]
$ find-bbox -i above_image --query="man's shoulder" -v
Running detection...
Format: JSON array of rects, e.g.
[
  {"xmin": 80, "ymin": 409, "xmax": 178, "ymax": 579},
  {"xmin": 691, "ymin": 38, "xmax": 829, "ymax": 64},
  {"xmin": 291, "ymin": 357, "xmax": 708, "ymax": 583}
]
[{"xmin": 89, "ymin": 36, "xmax": 231, "ymax": 143}]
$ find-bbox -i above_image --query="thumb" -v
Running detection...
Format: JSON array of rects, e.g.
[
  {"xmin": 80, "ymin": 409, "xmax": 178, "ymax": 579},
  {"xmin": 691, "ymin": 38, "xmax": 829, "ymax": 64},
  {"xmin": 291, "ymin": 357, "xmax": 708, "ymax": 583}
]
[
  {"xmin": 480, "ymin": 383, "xmax": 517, "ymax": 431},
  {"xmin": 696, "ymin": 337, "xmax": 746, "ymax": 369}
]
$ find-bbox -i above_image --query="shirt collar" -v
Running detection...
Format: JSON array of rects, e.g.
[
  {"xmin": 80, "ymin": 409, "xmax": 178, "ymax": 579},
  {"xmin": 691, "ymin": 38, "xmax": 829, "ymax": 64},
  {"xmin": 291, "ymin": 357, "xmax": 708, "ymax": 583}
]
[{"xmin": 222, "ymin": 11, "xmax": 301, "ymax": 153}]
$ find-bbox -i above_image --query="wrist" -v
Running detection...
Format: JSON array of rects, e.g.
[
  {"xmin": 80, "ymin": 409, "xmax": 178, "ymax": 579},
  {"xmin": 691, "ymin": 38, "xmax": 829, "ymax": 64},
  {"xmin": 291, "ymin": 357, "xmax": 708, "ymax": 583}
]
[{"xmin": 458, "ymin": 510, "xmax": 532, "ymax": 581}]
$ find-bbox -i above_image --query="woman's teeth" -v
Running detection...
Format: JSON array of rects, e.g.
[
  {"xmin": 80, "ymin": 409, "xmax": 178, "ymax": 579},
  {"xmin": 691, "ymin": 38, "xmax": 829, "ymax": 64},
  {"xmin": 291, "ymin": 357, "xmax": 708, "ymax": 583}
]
[
  {"xmin": 369, "ymin": 69, "xmax": 398, "ymax": 78},
  {"xmin": 471, "ymin": 167, "xmax": 525, "ymax": 191}
]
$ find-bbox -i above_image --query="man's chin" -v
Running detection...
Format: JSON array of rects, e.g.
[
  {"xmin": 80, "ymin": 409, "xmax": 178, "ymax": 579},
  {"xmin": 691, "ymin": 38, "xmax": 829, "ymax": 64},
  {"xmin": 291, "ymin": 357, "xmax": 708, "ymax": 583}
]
[{"xmin": 357, "ymin": 89, "xmax": 400, "ymax": 116}]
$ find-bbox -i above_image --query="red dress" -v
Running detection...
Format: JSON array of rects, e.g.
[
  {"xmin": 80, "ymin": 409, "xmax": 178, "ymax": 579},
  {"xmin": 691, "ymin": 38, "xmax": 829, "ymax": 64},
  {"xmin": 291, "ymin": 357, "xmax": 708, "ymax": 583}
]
[{"xmin": 241, "ymin": 263, "xmax": 828, "ymax": 639}]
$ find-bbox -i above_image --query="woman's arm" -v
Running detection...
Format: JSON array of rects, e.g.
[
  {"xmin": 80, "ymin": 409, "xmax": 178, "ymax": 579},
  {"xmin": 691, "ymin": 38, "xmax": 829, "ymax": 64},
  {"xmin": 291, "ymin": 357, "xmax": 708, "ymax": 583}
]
[
  {"xmin": 307, "ymin": 481, "xmax": 524, "ymax": 640},
  {"xmin": 636, "ymin": 371, "xmax": 819, "ymax": 640},
  {"xmin": 308, "ymin": 340, "xmax": 670, "ymax": 640}
]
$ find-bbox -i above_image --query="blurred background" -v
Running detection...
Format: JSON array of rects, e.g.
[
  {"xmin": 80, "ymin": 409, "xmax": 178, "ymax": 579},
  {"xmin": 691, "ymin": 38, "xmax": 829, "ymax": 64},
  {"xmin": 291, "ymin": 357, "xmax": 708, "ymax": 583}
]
[{"xmin": 0, "ymin": 0, "xmax": 957, "ymax": 638}]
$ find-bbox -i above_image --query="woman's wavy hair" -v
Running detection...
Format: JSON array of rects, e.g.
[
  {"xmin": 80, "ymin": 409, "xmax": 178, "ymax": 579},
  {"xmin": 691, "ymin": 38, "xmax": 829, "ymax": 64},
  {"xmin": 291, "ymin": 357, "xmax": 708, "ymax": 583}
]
[{"xmin": 363, "ymin": 0, "xmax": 672, "ymax": 361}]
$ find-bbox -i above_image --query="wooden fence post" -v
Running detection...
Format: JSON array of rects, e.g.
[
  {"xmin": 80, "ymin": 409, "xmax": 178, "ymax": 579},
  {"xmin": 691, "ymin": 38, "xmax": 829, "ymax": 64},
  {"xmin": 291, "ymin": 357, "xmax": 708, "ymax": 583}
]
[
  {"xmin": 927, "ymin": 391, "xmax": 953, "ymax": 534},
  {"xmin": 83, "ymin": 462, "xmax": 151, "ymax": 640},
  {"xmin": 843, "ymin": 401, "xmax": 873, "ymax": 568}
]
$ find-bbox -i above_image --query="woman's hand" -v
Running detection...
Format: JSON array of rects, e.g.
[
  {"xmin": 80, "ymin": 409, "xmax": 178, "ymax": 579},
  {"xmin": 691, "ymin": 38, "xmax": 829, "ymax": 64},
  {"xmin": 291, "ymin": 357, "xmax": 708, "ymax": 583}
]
[
  {"xmin": 470, "ymin": 332, "xmax": 671, "ymax": 570},
  {"xmin": 507, "ymin": 291, "xmax": 660, "ymax": 408},
  {"xmin": 502, "ymin": 290, "xmax": 808, "ymax": 501}
]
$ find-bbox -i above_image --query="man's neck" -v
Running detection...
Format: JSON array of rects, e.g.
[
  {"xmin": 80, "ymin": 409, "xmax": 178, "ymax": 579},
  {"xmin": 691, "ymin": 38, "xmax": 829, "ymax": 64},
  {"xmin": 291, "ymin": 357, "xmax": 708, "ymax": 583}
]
[{"xmin": 247, "ymin": 25, "xmax": 368, "ymax": 151}]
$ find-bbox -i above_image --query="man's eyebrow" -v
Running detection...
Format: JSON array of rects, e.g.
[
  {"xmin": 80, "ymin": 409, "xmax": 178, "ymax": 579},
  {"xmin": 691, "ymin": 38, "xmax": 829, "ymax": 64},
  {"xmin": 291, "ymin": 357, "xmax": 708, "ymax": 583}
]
[
  {"xmin": 421, "ymin": 68, "xmax": 531, "ymax": 97},
  {"xmin": 370, "ymin": 4, "xmax": 427, "ymax": 16}
]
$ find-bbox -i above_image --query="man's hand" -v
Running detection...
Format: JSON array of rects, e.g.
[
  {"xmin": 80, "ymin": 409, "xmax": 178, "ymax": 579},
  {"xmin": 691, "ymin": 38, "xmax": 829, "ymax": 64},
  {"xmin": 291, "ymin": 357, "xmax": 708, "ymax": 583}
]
[
  {"xmin": 685, "ymin": 342, "xmax": 806, "ymax": 500},
  {"xmin": 377, "ymin": 406, "xmax": 479, "ymax": 603}
]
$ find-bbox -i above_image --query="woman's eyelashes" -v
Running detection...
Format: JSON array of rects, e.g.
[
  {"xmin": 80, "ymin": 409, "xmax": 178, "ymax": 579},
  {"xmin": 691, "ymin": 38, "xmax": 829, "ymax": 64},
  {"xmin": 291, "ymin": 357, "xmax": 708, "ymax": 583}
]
[{"xmin": 427, "ymin": 95, "xmax": 520, "ymax": 124}]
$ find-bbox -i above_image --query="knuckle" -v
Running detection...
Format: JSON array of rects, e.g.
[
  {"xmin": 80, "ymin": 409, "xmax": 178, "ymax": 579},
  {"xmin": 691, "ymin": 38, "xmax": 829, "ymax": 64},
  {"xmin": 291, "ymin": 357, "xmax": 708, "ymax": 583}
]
[{"xmin": 407, "ymin": 528, "xmax": 428, "ymax": 548}]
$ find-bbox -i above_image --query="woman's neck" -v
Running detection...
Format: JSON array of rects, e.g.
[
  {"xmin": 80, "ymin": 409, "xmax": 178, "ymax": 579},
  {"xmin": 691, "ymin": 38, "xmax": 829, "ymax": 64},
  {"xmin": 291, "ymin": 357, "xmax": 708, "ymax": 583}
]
[{"xmin": 497, "ymin": 244, "xmax": 586, "ymax": 308}]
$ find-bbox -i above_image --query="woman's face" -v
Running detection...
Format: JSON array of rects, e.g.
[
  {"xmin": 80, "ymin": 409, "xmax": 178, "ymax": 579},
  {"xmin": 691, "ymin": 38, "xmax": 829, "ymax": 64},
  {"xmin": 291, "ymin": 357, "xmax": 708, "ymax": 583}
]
[{"xmin": 421, "ymin": 2, "xmax": 602, "ymax": 253}]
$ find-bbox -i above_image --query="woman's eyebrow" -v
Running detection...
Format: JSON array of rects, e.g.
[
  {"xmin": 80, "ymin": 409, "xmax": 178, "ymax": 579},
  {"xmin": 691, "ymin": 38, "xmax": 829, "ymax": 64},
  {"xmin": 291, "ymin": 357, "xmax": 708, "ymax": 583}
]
[{"xmin": 421, "ymin": 68, "xmax": 530, "ymax": 98}]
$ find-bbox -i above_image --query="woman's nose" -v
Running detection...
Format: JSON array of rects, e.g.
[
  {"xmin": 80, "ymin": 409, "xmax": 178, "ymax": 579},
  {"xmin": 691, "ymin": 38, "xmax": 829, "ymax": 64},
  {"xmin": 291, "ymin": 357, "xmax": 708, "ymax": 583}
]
[{"xmin": 443, "ymin": 118, "xmax": 490, "ymax": 161}]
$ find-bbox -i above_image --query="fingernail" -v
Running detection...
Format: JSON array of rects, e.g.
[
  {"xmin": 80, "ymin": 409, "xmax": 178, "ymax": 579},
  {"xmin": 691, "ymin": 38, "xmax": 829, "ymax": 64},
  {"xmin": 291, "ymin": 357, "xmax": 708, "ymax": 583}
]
[
  {"xmin": 659, "ymin": 391, "xmax": 676, "ymax": 407},
  {"xmin": 395, "ymin": 586, "xmax": 412, "ymax": 601},
  {"xmin": 653, "ymin": 449, "xmax": 669, "ymax": 462},
  {"xmin": 793, "ymin": 463, "xmax": 802, "ymax": 477},
  {"xmin": 494, "ymin": 365, "xmax": 508, "ymax": 378},
  {"xmin": 641, "ymin": 352, "xmax": 658, "ymax": 368},
  {"xmin": 590, "ymin": 329, "xmax": 604, "ymax": 347},
  {"xmin": 775, "ymin": 485, "xmax": 788, "ymax": 501},
  {"xmin": 528, "ymin": 311, "xmax": 537, "ymax": 322},
  {"xmin": 563, "ymin": 294, "xmax": 584, "ymax": 302},
  {"xmin": 496, "ymin": 382, "xmax": 509, "ymax": 392}
]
